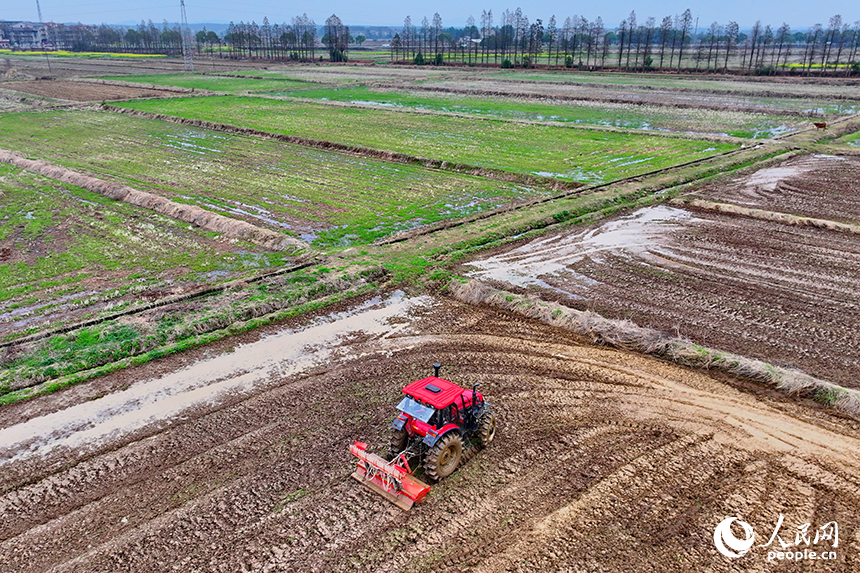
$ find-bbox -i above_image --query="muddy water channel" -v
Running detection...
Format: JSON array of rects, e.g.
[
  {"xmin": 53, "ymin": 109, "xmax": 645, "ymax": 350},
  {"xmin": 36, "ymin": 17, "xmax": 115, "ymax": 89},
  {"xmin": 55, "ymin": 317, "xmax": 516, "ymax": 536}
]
[{"xmin": 0, "ymin": 291, "xmax": 432, "ymax": 467}]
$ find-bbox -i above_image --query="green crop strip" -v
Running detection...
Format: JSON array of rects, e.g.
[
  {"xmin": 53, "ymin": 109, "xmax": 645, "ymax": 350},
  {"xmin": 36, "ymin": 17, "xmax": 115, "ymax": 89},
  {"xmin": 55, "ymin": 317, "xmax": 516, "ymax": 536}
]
[
  {"xmin": 0, "ymin": 167, "xmax": 290, "ymax": 334},
  {"xmin": 115, "ymin": 95, "xmax": 738, "ymax": 182},
  {"xmin": 266, "ymin": 85, "xmax": 809, "ymax": 138}
]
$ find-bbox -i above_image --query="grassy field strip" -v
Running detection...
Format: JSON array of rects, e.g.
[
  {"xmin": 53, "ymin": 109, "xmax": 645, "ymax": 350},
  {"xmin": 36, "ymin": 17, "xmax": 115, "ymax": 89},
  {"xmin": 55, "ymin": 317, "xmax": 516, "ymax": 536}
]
[
  {"xmin": 401, "ymin": 82, "xmax": 847, "ymax": 118},
  {"xmin": 0, "ymin": 149, "xmax": 307, "ymax": 253},
  {"xmin": 1, "ymin": 276, "xmax": 378, "ymax": 400},
  {"xmin": 259, "ymin": 85, "xmax": 796, "ymax": 139},
  {"xmin": 0, "ymin": 258, "xmax": 319, "ymax": 350},
  {"xmin": 471, "ymin": 71, "xmax": 860, "ymax": 99},
  {"xmin": 77, "ymin": 78, "xmax": 201, "ymax": 94},
  {"xmin": 107, "ymin": 103, "xmax": 581, "ymax": 191},
  {"xmin": 376, "ymin": 143, "xmax": 760, "ymax": 245},
  {"xmin": 0, "ymin": 110, "xmax": 552, "ymax": 246},
  {"xmin": 113, "ymin": 96, "xmax": 738, "ymax": 183},
  {"xmin": 0, "ymin": 165, "xmax": 289, "ymax": 340},
  {"xmin": 249, "ymin": 67, "xmax": 855, "ymax": 98}
]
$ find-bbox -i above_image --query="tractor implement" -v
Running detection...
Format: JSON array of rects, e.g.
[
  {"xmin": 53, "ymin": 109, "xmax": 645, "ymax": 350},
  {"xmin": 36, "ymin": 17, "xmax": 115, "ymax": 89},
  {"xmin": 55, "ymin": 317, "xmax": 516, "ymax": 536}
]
[{"xmin": 350, "ymin": 441, "xmax": 431, "ymax": 511}]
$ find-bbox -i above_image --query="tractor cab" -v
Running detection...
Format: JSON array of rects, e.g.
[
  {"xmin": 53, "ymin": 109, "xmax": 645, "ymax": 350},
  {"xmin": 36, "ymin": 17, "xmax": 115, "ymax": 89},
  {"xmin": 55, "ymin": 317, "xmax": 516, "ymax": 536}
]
[{"xmin": 394, "ymin": 375, "xmax": 485, "ymax": 441}]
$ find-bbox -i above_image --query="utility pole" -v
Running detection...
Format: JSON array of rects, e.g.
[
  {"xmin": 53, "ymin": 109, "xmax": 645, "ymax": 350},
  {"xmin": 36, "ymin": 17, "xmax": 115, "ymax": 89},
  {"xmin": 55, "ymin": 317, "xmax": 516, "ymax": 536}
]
[
  {"xmin": 180, "ymin": 0, "xmax": 194, "ymax": 71},
  {"xmin": 35, "ymin": 0, "xmax": 51, "ymax": 74}
]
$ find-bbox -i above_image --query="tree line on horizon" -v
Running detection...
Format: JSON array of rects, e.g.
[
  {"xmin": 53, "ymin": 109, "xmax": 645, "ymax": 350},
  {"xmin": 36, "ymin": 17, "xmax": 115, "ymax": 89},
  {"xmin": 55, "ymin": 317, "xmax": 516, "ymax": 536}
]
[{"xmin": 39, "ymin": 9, "xmax": 860, "ymax": 75}]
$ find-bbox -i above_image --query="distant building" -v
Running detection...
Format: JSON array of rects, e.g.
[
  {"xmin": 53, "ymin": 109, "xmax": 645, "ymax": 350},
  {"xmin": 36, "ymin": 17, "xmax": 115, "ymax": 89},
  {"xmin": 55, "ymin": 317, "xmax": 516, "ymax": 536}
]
[{"xmin": 0, "ymin": 21, "xmax": 50, "ymax": 49}]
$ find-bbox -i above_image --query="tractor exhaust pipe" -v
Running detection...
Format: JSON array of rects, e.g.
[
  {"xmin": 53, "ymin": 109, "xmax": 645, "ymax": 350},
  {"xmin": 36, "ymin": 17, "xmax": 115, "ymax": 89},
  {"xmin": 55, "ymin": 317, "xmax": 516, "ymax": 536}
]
[{"xmin": 433, "ymin": 363, "xmax": 441, "ymax": 377}]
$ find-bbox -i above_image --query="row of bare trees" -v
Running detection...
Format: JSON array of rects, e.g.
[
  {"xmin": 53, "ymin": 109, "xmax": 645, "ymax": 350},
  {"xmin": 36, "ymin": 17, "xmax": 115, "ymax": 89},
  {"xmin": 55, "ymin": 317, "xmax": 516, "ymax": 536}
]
[
  {"xmin": 48, "ymin": 9, "xmax": 860, "ymax": 74},
  {"xmin": 390, "ymin": 9, "xmax": 860, "ymax": 75}
]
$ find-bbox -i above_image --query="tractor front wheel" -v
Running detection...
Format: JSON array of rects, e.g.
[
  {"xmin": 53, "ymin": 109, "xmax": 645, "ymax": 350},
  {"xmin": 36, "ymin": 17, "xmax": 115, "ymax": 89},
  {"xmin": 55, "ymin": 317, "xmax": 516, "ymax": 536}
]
[
  {"xmin": 478, "ymin": 412, "xmax": 496, "ymax": 447},
  {"xmin": 424, "ymin": 433, "xmax": 464, "ymax": 481}
]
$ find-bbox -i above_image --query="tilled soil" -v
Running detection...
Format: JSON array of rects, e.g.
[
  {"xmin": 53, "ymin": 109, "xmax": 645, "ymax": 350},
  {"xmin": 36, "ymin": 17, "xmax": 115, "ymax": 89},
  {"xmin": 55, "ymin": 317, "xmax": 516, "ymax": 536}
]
[
  {"xmin": 0, "ymin": 80, "xmax": 176, "ymax": 102},
  {"xmin": 467, "ymin": 155, "xmax": 860, "ymax": 388},
  {"xmin": 0, "ymin": 294, "xmax": 858, "ymax": 572},
  {"xmin": 694, "ymin": 154, "xmax": 860, "ymax": 225}
]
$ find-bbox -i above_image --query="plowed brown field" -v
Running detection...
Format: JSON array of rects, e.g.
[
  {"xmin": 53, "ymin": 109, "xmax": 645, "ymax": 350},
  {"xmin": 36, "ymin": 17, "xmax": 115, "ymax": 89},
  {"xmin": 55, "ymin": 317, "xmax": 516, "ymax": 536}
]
[
  {"xmin": 468, "ymin": 154, "xmax": 860, "ymax": 387},
  {"xmin": 1, "ymin": 80, "xmax": 176, "ymax": 101},
  {"xmin": 1, "ymin": 293, "xmax": 858, "ymax": 572}
]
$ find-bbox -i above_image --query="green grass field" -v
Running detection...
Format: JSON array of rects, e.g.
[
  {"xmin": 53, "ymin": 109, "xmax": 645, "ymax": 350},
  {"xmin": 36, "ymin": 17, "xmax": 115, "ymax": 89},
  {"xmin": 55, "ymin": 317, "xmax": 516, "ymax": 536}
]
[
  {"xmin": 0, "ymin": 111, "xmax": 550, "ymax": 246},
  {"xmin": 261, "ymin": 85, "xmax": 807, "ymax": 138},
  {"xmin": 839, "ymin": 131, "xmax": 860, "ymax": 146},
  {"xmin": 115, "ymin": 95, "xmax": 738, "ymax": 182}
]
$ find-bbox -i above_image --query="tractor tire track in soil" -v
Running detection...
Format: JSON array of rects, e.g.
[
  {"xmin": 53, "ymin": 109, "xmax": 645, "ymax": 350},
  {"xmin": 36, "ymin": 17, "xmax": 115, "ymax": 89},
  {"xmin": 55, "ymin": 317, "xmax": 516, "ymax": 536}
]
[{"xmin": 0, "ymin": 293, "xmax": 857, "ymax": 572}]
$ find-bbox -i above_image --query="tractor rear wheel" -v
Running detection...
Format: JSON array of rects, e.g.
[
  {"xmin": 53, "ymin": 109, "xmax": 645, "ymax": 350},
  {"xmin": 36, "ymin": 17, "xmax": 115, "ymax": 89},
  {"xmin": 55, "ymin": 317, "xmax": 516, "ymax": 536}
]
[
  {"xmin": 424, "ymin": 433, "xmax": 464, "ymax": 481},
  {"xmin": 478, "ymin": 412, "xmax": 496, "ymax": 447},
  {"xmin": 388, "ymin": 429, "xmax": 409, "ymax": 459}
]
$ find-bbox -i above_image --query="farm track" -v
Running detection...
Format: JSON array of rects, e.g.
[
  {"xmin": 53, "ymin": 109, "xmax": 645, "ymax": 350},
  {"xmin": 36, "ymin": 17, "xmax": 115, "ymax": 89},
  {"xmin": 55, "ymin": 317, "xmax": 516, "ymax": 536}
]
[{"xmin": 0, "ymin": 296, "xmax": 858, "ymax": 572}]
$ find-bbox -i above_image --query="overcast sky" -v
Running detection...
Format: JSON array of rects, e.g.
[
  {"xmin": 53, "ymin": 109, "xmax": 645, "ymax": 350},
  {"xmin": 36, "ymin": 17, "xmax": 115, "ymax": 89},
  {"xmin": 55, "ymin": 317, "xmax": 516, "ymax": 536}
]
[{"xmin": 5, "ymin": 0, "xmax": 857, "ymax": 29}]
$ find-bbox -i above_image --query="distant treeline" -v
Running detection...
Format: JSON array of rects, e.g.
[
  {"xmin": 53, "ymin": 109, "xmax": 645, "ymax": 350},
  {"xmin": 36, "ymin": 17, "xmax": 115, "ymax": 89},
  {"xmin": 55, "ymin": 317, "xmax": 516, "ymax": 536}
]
[{"xmin": 42, "ymin": 9, "xmax": 860, "ymax": 74}]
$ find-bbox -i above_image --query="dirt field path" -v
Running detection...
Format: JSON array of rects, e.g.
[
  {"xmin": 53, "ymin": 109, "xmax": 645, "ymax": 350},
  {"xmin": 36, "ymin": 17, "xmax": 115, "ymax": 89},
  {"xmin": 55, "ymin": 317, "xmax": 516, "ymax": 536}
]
[{"xmin": 0, "ymin": 293, "xmax": 857, "ymax": 572}]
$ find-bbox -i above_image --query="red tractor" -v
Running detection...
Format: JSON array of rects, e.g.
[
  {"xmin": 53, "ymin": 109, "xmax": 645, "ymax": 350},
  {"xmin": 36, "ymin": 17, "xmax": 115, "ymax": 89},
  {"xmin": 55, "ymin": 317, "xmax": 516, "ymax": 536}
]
[{"xmin": 350, "ymin": 364, "xmax": 496, "ymax": 510}]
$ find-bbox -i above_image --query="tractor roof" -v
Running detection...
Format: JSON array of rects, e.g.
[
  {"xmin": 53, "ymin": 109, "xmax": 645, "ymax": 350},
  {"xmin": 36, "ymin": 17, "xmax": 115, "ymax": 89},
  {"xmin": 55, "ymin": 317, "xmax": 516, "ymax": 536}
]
[{"xmin": 402, "ymin": 376, "xmax": 466, "ymax": 409}]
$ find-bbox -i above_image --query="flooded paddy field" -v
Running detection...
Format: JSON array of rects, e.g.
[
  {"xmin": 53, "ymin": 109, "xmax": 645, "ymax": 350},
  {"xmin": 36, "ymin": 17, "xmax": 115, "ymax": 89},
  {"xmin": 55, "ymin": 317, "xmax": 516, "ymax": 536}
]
[
  {"xmin": 115, "ymin": 95, "xmax": 736, "ymax": 183},
  {"xmin": 0, "ymin": 110, "xmax": 547, "ymax": 247},
  {"xmin": 0, "ymin": 164, "xmax": 283, "ymax": 341},
  {"xmin": 1, "ymin": 292, "xmax": 858, "ymax": 572}
]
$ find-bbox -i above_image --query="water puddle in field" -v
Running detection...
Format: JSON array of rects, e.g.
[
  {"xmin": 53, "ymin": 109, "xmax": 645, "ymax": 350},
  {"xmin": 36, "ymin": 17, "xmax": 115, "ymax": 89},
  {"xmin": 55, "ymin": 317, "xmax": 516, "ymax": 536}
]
[
  {"xmin": 185, "ymin": 196, "xmax": 294, "ymax": 230},
  {"xmin": 0, "ymin": 291, "xmax": 433, "ymax": 466},
  {"xmin": 466, "ymin": 205, "xmax": 696, "ymax": 292},
  {"xmin": 159, "ymin": 130, "xmax": 229, "ymax": 155},
  {"xmin": 751, "ymin": 125, "xmax": 794, "ymax": 138},
  {"xmin": 533, "ymin": 169, "xmax": 605, "ymax": 183},
  {"xmin": 740, "ymin": 155, "xmax": 843, "ymax": 192},
  {"xmin": 349, "ymin": 99, "xmax": 400, "ymax": 108}
]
